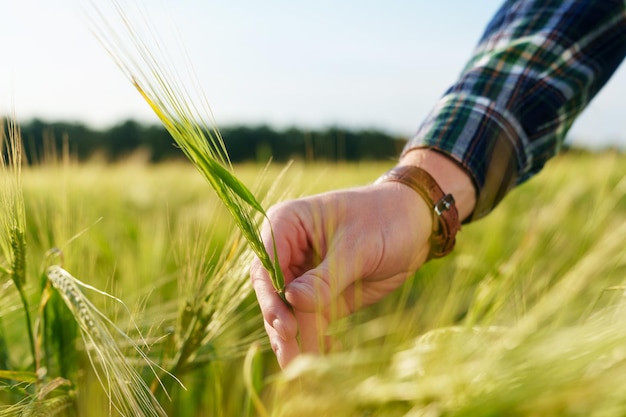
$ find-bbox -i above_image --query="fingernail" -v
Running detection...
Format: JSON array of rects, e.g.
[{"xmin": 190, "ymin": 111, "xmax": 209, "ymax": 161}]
[
  {"xmin": 275, "ymin": 346, "xmax": 282, "ymax": 365},
  {"xmin": 270, "ymin": 340, "xmax": 283, "ymax": 365},
  {"xmin": 273, "ymin": 318, "xmax": 287, "ymax": 340}
]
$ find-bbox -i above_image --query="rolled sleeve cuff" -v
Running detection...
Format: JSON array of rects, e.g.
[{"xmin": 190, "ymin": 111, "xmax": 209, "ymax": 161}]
[{"xmin": 403, "ymin": 93, "xmax": 532, "ymax": 221}]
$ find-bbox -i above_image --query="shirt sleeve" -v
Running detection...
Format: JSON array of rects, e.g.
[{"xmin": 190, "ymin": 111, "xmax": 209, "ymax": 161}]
[{"xmin": 404, "ymin": 0, "xmax": 626, "ymax": 221}]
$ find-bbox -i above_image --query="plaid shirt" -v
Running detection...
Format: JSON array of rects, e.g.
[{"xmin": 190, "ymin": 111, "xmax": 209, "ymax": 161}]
[{"xmin": 405, "ymin": 0, "xmax": 626, "ymax": 221}]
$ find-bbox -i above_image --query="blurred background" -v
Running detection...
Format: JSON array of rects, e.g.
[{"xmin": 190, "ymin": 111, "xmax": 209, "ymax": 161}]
[{"xmin": 1, "ymin": 0, "xmax": 625, "ymax": 163}]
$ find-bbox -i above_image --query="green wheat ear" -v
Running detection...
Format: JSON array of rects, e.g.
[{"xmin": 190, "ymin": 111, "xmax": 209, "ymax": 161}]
[
  {"xmin": 20, "ymin": 395, "xmax": 73, "ymax": 417},
  {"xmin": 10, "ymin": 226, "xmax": 26, "ymax": 289},
  {"xmin": 89, "ymin": 2, "xmax": 285, "ymax": 298},
  {"xmin": 1, "ymin": 117, "xmax": 35, "ymax": 368},
  {"xmin": 45, "ymin": 265, "xmax": 178, "ymax": 417},
  {"xmin": 132, "ymin": 81, "xmax": 286, "ymax": 300}
]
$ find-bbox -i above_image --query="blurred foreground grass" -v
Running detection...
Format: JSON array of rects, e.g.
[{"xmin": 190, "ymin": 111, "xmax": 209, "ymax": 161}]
[{"xmin": 0, "ymin": 151, "xmax": 624, "ymax": 416}]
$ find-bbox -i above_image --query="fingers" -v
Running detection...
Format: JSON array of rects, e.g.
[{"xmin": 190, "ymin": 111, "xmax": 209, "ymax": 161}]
[
  {"xmin": 250, "ymin": 258, "xmax": 298, "ymax": 355},
  {"xmin": 285, "ymin": 234, "xmax": 370, "ymax": 315},
  {"xmin": 252, "ymin": 255, "xmax": 342, "ymax": 368},
  {"xmin": 263, "ymin": 320, "xmax": 299, "ymax": 369},
  {"xmin": 260, "ymin": 201, "xmax": 315, "ymax": 282},
  {"xmin": 262, "ymin": 308, "xmax": 331, "ymax": 368}
]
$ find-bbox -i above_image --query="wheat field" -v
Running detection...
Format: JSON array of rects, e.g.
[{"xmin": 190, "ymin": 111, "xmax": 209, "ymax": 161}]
[
  {"xmin": 0, "ymin": 135, "xmax": 625, "ymax": 416},
  {"xmin": 2, "ymin": 0, "xmax": 625, "ymax": 414}
]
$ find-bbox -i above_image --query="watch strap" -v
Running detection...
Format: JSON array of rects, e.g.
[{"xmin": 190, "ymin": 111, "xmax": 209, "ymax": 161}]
[{"xmin": 377, "ymin": 166, "xmax": 460, "ymax": 260}]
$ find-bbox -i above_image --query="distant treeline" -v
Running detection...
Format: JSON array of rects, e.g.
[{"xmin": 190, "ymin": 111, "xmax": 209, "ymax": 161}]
[{"xmin": 7, "ymin": 119, "xmax": 409, "ymax": 163}]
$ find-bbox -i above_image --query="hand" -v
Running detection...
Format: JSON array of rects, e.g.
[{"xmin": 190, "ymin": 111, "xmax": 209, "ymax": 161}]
[
  {"xmin": 250, "ymin": 180, "xmax": 433, "ymax": 368},
  {"xmin": 250, "ymin": 150, "xmax": 476, "ymax": 369}
]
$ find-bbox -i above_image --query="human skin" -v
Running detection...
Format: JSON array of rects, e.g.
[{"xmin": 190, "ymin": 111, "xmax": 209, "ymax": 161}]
[{"xmin": 250, "ymin": 148, "xmax": 477, "ymax": 369}]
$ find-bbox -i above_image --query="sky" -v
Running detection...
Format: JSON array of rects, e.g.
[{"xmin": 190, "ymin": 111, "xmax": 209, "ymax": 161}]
[{"xmin": 1, "ymin": 0, "xmax": 625, "ymax": 149}]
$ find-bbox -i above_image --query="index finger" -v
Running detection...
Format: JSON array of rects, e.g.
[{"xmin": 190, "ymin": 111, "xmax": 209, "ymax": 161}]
[{"xmin": 250, "ymin": 256, "xmax": 300, "ymax": 365}]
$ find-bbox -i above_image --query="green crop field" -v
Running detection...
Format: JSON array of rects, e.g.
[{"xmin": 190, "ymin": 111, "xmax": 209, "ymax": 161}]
[
  {"xmin": 1, "ymin": 3, "xmax": 625, "ymax": 415},
  {"xmin": 0, "ymin": 139, "xmax": 624, "ymax": 416}
]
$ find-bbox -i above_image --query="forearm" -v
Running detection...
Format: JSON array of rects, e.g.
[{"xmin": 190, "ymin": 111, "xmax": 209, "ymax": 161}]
[{"xmin": 406, "ymin": 0, "xmax": 626, "ymax": 221}]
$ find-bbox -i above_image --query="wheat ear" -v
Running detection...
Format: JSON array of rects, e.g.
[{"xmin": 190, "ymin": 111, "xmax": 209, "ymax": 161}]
[{"xmin": 46, "ymin": 265, "xmax": 179, "ymax": 417}]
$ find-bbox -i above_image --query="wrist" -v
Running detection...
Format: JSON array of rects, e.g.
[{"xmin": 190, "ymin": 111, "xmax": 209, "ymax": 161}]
[
  {"xmin": 398, "ymin": 148, "xmax": 476, "ymax": 222},
  {"xmin": 370, "ymin": 180, "xmax": 433, "ymax": 266},
  {"xmin": 376, "ymin": 165, "xmax": 460, "ymax": 260}
]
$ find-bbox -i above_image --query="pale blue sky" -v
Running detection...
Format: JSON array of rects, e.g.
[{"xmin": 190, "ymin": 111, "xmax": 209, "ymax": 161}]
[{"xmin": 1, "ymin": 1, "xmax": 625, "ymax": 148}]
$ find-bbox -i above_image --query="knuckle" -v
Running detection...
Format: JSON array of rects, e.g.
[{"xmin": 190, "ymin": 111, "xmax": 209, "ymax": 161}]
[
  {"xmin": 266, "ymin": 201, "xmax": 290, "ymax": 220},
  {"xmin": 249, "ymin": 259, "xmax": 266, "ymax": 285}
]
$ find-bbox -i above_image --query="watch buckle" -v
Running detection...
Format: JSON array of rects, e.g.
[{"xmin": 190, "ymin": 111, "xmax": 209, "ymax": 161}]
[{"xmin": 434, "ymin": 194, "xmax": 455, "ymax": 216}]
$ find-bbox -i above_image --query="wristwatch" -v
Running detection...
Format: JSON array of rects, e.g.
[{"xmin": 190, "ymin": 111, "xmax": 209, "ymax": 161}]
[{"xmin": 376, "ymin": 165, "xmax": 461, "ymax": 260}]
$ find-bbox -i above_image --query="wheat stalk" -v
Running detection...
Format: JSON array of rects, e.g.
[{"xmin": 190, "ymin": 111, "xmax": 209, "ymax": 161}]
[
  {"xmin": 0, "ymin": 118, "xmax": 35, "ymax": 370},
  {"xmin": 243, "ymin": 341, "xmax": 269, "ymax": 417},
  {"xmin": 0, "ymin": 396, "xmax": 71, "ymax": 417},
  {"xmin": 86, "ymin": 0, "xmax": 286, "ymax": 300},
  {"xmin": 45, "ymin": 265, "xmax": 178, "ymax": 417},
  {"xmin": 171, "ymin": 229, "xmax": 257, "ymax": 372},
  {"xmin": 18, "ymin": 395, "xmax": 73, "ymax": 417},
  {"xmin": 0, "ymin": 376, "xmax": 73, "ymax": 417}
]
